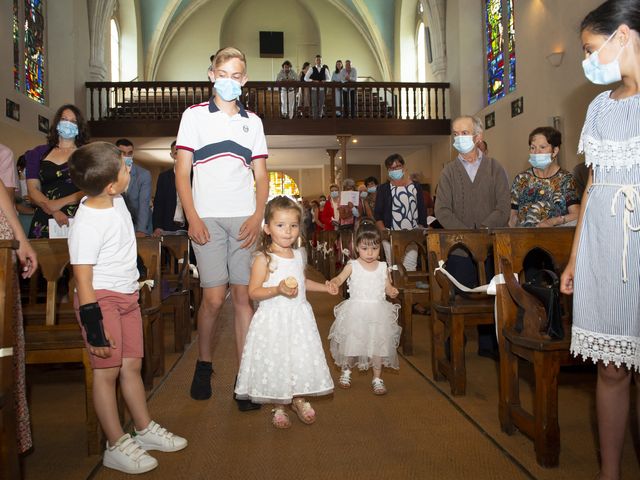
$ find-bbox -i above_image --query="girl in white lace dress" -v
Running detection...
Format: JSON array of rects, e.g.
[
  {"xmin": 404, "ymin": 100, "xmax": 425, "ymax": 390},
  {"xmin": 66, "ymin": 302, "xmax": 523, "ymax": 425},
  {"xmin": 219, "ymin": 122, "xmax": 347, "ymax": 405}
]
[
  {"xmin": 328, "ymin": 223, "xmax": 401, "ymax": 395},
  {"xmin": 560, "ymin": 2, "xmax": 640, "ymax": 478},
  {"xmin": 234, "ymin": 196, "xmax": 337, "ymax": 429}
]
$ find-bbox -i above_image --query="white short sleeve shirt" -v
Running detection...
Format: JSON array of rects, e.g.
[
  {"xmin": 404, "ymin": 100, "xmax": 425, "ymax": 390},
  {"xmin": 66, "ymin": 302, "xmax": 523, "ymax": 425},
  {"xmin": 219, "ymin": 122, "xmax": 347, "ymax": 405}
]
[
  {"xmin": 176, "ymin": 98, "xmax": 268, "ymax": 218},
  {"xmin": 68, "ymin": 196, "xmax": 139, "ymax": 294}
]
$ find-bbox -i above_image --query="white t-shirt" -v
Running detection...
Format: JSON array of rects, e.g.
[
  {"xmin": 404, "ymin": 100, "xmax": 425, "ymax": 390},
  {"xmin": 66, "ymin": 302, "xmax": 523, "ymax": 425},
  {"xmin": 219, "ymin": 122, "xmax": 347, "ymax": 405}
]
[
  {"xmin": 176, "ymin": 99, "xmax": 268, "ymax": 218},
  {"xmin": 68, "ymin": 196, "xmax": 139, "ymax": 293}
]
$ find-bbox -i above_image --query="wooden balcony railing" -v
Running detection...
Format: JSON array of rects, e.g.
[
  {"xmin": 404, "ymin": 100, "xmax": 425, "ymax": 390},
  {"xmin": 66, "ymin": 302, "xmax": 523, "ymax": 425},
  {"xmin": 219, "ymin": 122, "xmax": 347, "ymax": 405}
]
[{"xmin": 86, "ymin": 81, "xmax": 450, "ymax": 137}]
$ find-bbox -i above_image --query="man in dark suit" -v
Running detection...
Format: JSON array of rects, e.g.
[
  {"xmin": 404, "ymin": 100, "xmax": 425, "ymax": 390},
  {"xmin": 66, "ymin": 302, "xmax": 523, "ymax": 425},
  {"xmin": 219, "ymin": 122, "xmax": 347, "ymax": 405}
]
[
  {"xmin": 116, "ymin": 138, "xmax": 152, "ymax": 237},
  {"xmin": 152, "ymin": 141, "xmax": 186, "ymax": 236}
]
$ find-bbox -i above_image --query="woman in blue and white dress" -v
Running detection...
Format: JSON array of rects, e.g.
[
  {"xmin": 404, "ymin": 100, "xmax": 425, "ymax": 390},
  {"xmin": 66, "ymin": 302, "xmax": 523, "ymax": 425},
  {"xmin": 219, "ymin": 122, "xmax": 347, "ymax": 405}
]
[
  {"xmin": 373, "ymin": 153, "xmax": 427, "ymax": 270},
  {"xmin": 560, "ymin": 2, "xmax": 640, "ymax": 478}
]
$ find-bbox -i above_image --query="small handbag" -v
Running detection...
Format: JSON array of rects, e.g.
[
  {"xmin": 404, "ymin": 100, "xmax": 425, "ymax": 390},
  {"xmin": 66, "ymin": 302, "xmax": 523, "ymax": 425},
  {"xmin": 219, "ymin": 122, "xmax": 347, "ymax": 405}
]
[{"xmin": 521, "ymin": 268, "xmax": 564, "ymax": 339}]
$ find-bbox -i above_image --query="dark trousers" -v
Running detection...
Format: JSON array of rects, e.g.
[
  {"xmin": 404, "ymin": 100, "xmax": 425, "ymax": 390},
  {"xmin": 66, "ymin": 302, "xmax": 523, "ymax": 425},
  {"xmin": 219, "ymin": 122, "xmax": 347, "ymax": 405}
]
[
  {"xmin": 445, "ymin": 253, "xmax": 498, "ymax": 352},
  {"xmin": 342, "ymin": 90, "xmax": 356, "ymax": 118}
]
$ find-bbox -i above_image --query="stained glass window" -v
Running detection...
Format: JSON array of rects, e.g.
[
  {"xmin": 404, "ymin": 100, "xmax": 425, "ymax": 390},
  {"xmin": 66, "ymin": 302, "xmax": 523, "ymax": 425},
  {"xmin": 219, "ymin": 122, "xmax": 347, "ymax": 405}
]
[
  {"xmin": 24, "ymin": 0, "xmax": 46, "ymax": 104},
  {"xmin": 485, "ymin": 0, "xmax": 516, "ymax": 104},
  {"xmin": 269, "ymin": 172, "xmax": 300, "ymax": 197},
  {"xmin": 13, "ymin": 0, "xmax": 20, "ymax": 91},
  {"xmin": 485, "ymin": 0, "xmax": 505, "ymax": 104},
  {"xmin": 507, "ymin": 0, "xmax": 517, "ymax": 93}
]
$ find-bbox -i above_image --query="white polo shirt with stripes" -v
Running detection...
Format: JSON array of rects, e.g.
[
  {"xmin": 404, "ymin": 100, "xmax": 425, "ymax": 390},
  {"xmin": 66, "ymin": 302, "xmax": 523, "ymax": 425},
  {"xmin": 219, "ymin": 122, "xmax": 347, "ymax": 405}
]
[{"xmin": 176, "ymin": 98, "xmax": 268, "ymax": 218}]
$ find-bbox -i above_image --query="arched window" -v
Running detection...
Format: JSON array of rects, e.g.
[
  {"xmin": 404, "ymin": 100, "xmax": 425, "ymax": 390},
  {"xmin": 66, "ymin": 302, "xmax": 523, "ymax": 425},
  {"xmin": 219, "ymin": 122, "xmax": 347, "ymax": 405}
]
[
  {"xmin": 485, "ymin": 0, "xmax": 516, "ymax": 104},
  {"xmin": 417, "ymin": 22, "xmax": 426, "ymax": 82},
  {"xmin": 110, "ymin": 18, "xmax": 120, "ymax": 82},
  {"xmin": 13, "ymin": 0, "xmax": 47, "ymax": 104},
  {"xmin": 269, "ymin": 172, "xmax": 300, "ymax": 197}
]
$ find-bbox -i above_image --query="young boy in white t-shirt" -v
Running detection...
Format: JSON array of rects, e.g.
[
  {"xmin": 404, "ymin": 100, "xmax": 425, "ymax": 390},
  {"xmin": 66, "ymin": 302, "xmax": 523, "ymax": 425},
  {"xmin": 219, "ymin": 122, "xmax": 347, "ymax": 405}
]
[
  {"xmin": 175, "ymin": 47, "xmax": 269, "ymax": 409},
  {"xmin": 68, "ymin": 142, "xmax": 187, "ymax": 474}
]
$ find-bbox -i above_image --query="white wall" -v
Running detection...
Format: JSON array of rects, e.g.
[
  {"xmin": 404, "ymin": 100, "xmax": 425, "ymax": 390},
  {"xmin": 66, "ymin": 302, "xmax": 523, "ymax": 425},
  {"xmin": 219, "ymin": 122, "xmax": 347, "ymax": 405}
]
[
  {"xmin": 0, "ymin": 0, "xmax": 90, "ymax": 156},
  {"xmin": 155, "ymin": 0, "xmax": 382, "ymax": 81}
]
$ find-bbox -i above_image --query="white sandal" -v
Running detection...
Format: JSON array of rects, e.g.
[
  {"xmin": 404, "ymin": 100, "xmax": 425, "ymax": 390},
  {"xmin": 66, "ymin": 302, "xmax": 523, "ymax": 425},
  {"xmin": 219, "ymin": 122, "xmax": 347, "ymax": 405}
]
[
  {"xmin": 372, "ymin": 377, "xmax": 387, "ymax": 395},
  {"xmin": 338, "ymin": 369, "xmax": 352, "ymax": 389}
]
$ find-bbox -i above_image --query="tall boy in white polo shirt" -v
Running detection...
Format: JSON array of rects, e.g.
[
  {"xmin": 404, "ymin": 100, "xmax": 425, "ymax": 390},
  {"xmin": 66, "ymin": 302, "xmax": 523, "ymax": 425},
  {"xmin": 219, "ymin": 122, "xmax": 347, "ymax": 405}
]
[{"xmin": 175, "ymin": 47, "xmax": 269, "ymax": 409}]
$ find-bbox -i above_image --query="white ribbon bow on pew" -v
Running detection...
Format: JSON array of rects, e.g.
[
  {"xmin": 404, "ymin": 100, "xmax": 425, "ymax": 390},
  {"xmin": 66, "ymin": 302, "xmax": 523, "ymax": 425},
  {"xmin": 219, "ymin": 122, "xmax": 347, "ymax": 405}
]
[
  {"xmin": 341, "ymin": 248, "xmax": 351, "ymax": 263},
  {"xmin": 138, "ymin": 280, "xmax": 155, "ymax": 291}
]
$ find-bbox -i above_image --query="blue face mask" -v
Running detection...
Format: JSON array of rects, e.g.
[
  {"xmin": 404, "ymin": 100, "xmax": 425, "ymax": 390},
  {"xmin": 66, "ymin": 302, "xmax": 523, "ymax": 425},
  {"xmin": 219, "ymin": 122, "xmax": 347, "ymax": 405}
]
[
  {"xmin": 453, "ymin": 135, "xmax": 475, "ymax": 154},
  {"xmin": 388, "ymin": 169, "xmax": 404, "ymax": 181},
  {"xmin": 214, "ymin": 78, "xmax": 242, "ymax": 101},
  {"xmin": 57, "ymin": 120, "xmax": 78, "ymax": 139},
  {"xmin": 367, "ymin": 186, "xmax": 377, "ymax": 194},
  {"xmin": 528, "ymin": 153, "xmax": 553, "ymax": 170},
  {"xmin": 330, "ymin": 191, "xmax": 339, "ymax": 199},
  {"xmin": 582, "ymin": 30, "xmax": 625, "ymax": 85},
  {"xmin": 359, "ymin": 191, "xmax": 368, "ymax": 198},
  {"xmin": 123, "ymin": 156, "xmax": 134, "ymax": 168}
]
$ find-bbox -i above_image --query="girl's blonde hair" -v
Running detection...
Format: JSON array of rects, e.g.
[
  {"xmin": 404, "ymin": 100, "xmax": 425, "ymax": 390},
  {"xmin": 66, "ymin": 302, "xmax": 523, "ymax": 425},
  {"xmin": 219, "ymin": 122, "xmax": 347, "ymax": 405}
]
[
  {"xmin": 212, "ymin": 47, "xmax": 247, "ymax": 72},
  {"xmin": 256, "ymin": 196, "xmax": 304, "ymax": 271}
]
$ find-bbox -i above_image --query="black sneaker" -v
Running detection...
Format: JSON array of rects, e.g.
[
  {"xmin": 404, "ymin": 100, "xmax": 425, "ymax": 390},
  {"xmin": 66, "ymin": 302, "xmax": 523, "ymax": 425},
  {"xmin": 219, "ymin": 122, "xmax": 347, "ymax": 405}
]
[
  {"xmin": 233, "ymin": 376, "xmax": 261, "ymax": 411},
  {"xmin": 190, "ymin": 361, "xmax": 213, "ymax": 400}
]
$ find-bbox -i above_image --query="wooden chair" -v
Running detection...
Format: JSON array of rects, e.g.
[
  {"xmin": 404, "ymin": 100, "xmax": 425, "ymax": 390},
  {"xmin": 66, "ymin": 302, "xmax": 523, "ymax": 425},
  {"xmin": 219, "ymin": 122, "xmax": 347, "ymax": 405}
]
[
  {"xmin": 136, "ymin": 237, "xmax": 164, "ymax": 390},
  {"xmin": 22, "ymin": 239, "xmax": 100, "ymax": 454},
  {"xmin": 389, "ymin": 229, "xmax": 429, "ymax": 355},
  {"xmin": 493, "ymin": 227, "xmax": 576, "ymax": 467},
  {"xmin": 427, "ymin": 230, "xmax": 495, "ymax": 395},
  {"xmin": 0, "ymin": 240, "xmax": 20, "ymax": 479},
  {"xmin": 160, "ymin": 234, "xmax": 191, "ymax": 352}
]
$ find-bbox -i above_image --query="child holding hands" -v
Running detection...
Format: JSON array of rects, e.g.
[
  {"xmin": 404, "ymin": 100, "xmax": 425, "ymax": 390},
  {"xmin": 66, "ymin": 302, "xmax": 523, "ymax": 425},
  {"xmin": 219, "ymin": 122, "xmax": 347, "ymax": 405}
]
[
  {"xmin": 68, "ymin": 143, "xmax": 187, "ymax": 474},
  {"xmin": 328, "ymin": 223, "xmax": 402, "ymax": 394},
  {"xmin": 234, "ymin": 196, "xmax": 337, "ymax": 429}
]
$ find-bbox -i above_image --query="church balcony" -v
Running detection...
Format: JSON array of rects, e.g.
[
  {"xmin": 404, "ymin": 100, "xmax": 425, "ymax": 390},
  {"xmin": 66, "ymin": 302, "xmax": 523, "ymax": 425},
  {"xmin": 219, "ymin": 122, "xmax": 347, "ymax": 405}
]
[{"xmin": 86, "ymin": 81, "xmax": 450, "ymax": 137}]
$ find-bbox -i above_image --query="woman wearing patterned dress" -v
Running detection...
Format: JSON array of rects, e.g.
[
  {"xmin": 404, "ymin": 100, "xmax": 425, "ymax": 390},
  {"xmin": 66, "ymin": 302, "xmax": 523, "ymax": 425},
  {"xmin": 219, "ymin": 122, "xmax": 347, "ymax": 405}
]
[
  {"xmin": 0, "ymin": 175, "xmax": 37, "ymax": 454},
  {"xmin": 561, "ymin": 2, "xmax": 640, "ymax": 478},
  {"xmin": 25, "ymin": 104, "xmax": 89, "ymax": 238},
  {"xmin": 374, "ymin": 153, "xmax": 427, "ymax": 271},
  {"xmin": 509, "ymin": 126, "xmax": 580, "ymax": 227}
]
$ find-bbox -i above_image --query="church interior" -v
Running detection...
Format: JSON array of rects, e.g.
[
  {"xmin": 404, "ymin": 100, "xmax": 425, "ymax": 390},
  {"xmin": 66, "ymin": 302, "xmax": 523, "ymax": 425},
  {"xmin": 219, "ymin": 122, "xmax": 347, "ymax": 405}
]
[{"xmin": 1, "ymin": 0, "xmax": 639, "ymax": 479}]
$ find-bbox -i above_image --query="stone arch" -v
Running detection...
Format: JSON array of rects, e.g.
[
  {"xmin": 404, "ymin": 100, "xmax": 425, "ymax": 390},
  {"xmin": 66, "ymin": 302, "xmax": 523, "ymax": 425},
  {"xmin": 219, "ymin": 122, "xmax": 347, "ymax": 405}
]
[{"xmin": 88, "ymin": 0, "xmax": 117, "ymax": 80}]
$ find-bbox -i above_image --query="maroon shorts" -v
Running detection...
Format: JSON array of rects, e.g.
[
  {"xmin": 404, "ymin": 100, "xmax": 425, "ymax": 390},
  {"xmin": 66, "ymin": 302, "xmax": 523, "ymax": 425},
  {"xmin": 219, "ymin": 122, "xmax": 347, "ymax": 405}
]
[{"xmin": 74, "ymin": 290, "xmax": 143, "ymax": 369}]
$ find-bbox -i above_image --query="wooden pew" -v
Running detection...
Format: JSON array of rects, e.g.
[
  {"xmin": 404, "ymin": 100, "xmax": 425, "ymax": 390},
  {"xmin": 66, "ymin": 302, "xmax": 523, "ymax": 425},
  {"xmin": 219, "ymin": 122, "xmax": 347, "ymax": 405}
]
[
  {"xmin": 160, "ymin": 235, "xmax": 191, "ymax": 352},
  {"xmin": 494, "ymin": 227, "xmax": 576, "ymax": 467},
  {"xmin": 0, "ymin": 240, "xmax": 20, "ymax": 479},
  {"xmin": 136, "ymin": 237, "xmax": 164, "ymax": 390},
  {"xmin": 427, "ymin": 230, "xmax": 495, "ymax": 395},
  {"xmin": 22, "ymin": 239, "xmax": 99, "ymax": 454},
  {"xmin": 389, "ymin": 229, "xmax": 429, "ymax": 355},
  {"xmin": 317, "ymin": 230, "xmax": 338, "ymax": 280}
]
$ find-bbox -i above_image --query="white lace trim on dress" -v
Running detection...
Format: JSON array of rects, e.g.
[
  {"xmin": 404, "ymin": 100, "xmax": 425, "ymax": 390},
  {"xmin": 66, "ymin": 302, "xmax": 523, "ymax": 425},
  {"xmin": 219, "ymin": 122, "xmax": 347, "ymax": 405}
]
[
  {"xmin": 579, "ymin": 134, "xmax": 640, "ymax": 169},
  {"xmin": 571, "ymin": 326, "xmax": 640, "ymax": 371}
]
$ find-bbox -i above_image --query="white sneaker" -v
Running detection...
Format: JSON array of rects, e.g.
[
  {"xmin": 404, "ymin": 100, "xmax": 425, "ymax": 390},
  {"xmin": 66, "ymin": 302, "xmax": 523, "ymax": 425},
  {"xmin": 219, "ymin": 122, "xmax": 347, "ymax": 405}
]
[
  {"xmin": 134, "ymin": 420, "xmax": 188, "ymax": 452},
  {"xmin": 103, "ymin": 433, "xmax": 158, "ymax": 474}
]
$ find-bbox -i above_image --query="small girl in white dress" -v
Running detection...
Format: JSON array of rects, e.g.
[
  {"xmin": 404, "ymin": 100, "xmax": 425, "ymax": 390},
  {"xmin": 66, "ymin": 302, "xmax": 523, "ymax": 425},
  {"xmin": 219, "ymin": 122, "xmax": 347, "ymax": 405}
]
[
  {"xmin": 234, "ymin": 196, "xmax": 337, "ymax": 429},
  {"xmin": 328, "ymin": 223, "xmax": 402, "ymax": 394}
]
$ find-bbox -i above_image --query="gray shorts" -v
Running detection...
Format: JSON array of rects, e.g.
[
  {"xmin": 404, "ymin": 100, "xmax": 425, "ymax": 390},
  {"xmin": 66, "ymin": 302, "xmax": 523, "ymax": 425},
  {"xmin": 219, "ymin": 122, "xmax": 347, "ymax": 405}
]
[{"xmin": 192, "ymin": 217, "xmax": 253, "ymax": 288}]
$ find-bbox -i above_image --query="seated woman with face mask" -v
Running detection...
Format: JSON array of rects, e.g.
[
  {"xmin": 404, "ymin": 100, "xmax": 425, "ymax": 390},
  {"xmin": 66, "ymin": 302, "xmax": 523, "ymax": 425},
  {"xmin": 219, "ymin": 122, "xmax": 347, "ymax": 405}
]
[{"xmin": 509, "ymin": 126, "xmax": 580, "ymax": 227}]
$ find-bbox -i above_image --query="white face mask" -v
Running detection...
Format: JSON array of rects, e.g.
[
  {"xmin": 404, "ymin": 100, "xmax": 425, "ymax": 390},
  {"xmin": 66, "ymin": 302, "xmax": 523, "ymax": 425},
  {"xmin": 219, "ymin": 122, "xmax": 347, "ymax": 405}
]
[
  {"xmin": 582, "ymin": 30, "xmax": 625, "ymax": 85},
  {"xmin": 453, "ymin": 135, "xmax": 475, "ymax": 154}
]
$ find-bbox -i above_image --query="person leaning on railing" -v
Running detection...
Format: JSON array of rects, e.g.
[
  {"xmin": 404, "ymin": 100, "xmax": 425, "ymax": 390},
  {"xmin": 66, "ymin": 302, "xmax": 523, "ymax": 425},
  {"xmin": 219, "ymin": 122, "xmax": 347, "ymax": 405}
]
[{"xmin": 275, "ymin": 60, "xmax": 297, "ymax": 119}]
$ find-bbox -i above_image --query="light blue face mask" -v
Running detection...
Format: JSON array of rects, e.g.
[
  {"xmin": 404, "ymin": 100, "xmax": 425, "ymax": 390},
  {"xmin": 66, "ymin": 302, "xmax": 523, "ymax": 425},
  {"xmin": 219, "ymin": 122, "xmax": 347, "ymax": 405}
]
[
  {"xmin": 582, "ymin": 30, "xmax": 625, "ymax": 85},
  {"xmin": 330, "ymin": 191, "xmax": 339, "ymax": 199},
  {"xmin": 388, "ymin": 169, "xmax": 404, "ymax": 181},
  {"xmin": 453, "ymin": 135, "xmax": 475, "ymax": 154},
  {"xmin": 214, "ymin": 78, "xmax": 242, "ymax": 101},
  {"xmin": 123, "ymin": 156, "xmax": 134, "ymax": 168},
  {"xmin": 528, "ymin": 153, "xmax": 553, "ymax": 170},
  {"xmin": 359, "ymin": 191, "xmax": 368, "ymax": 198},
  {"xmin": 367, "ymin": 186, "xmax": 377, "ymax": 194},
  {"xmin": 57, "ymin": 120, "xmax": 78, "ymax": 139}
]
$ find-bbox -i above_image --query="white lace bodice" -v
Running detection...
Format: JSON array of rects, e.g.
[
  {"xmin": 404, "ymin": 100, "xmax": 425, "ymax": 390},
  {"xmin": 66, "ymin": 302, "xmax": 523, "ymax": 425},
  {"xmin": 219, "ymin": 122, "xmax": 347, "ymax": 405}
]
[
  {"xmin": 346, "ymin": 260, "xmax": 387, "ymax": 302},
  {"xmin": 579, "ymin": 91, "xmax": 640, "ymax": 169},
  {"xmin": 260, "ymin": 249, "xmax": 306, "ymax": 307}
]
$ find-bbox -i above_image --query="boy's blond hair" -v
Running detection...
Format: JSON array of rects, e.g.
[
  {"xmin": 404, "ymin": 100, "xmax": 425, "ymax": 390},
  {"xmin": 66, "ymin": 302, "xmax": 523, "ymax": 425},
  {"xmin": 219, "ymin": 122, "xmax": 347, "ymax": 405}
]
[{"xmin": 212, "ymin": 47, "xmax": 247, "ymax": 72}]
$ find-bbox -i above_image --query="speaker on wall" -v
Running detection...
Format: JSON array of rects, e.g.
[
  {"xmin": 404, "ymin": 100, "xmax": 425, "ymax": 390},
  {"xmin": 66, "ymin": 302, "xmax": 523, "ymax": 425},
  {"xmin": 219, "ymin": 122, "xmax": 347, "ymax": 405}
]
[{"xmin": 259, "ymin": 31, "xmax": 284, "ymax": 58}]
